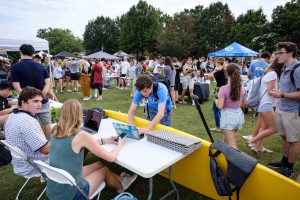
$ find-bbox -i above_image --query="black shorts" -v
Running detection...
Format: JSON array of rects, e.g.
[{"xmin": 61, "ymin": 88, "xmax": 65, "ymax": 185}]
[
  {"xmin": 71, "ymin": 73, "xmax": 79, "ymax": 80},
  {"xmin": 174, "ymin": 79, "xmax": 180, "ymax": 90},
  {"xmin": 54, "ymin": 78, "xmax": 62, "ymax": 81},
  {"xmin": 65, "ymin": 71, "xmax": 71, "ymax": 77},
  {"xmin": 120, "ymin": 74, "xmax": 126, "ymax": 78}
]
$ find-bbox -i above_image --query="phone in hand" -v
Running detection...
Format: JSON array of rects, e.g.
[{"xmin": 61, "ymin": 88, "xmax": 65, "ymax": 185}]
[{"xmin": 114, "ymin": 132, "xmax": 127, "ymax": 142}]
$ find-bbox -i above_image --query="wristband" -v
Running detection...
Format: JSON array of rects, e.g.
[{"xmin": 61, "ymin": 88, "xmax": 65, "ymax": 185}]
[
  {"xmin": 281, "ymin": 93, "xmax": 284, "ymax": 98},
  {"xmin": 100, "ymin": 138, "xmax": 104, "ymax": 145}
]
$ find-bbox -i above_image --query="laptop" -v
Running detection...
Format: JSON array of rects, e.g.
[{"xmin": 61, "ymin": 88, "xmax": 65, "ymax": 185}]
[
  {"xmin": 112, "ymin": 122, "xmax": 143, "ymax": 140},
  {"xmin": 81, "ymin": 109, "xmax": 102, "ymax": 135}
]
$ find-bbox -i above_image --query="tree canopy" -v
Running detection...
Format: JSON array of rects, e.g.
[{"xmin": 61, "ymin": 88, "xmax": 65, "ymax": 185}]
[
  {"xmin": 83, "ymin": 16, "xmax": 119, "ymax": 54},
  {"xmin": 37, "ymin": 0, "xmax": 300, "ymax": 58},
  {"xmin": 37, "ymin": 28, "xmax": 83, "ymax": 55}
]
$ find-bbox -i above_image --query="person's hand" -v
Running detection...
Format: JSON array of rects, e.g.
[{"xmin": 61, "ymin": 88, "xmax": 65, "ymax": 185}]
[
  {"xmin": 138, "ymin": 127, "xmax": 150, "ymax": 135},
  {"xmin": 270, "ymin": 89, "xmax": 281, "ymax": 98},
  {"xmin": 115, "ymin": 137, "xmax": 125, "ymax": 146},
  {"xmin": 104, "ymin": 136, "xmax": 118, "ymax": 144}
]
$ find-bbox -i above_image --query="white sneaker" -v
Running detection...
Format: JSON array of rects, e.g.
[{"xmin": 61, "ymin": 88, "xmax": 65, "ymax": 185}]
[
  {"xmin": 242, "ymin": 135, "xmax": 253, "ymax": 141},
  {"xmin": 96, "ymin": 96, "xmax": 103, "ymax": 101},
  {"xmin": 120, "ymin": 172, "xmax": 137, "ymax": 192}
]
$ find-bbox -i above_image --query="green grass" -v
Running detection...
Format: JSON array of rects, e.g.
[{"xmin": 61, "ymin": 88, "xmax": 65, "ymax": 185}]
[{"xmin": 1, "ymin": 86, "xmax": 299, "ymax": 199}]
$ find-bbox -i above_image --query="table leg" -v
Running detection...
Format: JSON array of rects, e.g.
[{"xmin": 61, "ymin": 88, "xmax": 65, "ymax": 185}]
[
  {"xmin": 147, "ymin": 177, "xmax": 153, "ymax": 200},
  {"xmin": 159, "ymin": 166, "xmax": 179, "ymax": 200}
]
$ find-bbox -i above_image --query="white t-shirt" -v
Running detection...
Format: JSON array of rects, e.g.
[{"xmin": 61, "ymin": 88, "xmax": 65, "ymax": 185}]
[
  {"xmin": 153, "ymin": 64, "xmax": 165, "ymax": 74},
  {"xmin": 121, "ymin": 61, "xmax": 130, "ymax": 74},
  {"xmin": 259, "ymin": 71, "xmax": 278, "ymax": 107}
]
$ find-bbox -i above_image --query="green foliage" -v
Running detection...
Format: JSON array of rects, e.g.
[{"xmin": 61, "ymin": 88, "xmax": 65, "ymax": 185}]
[
  {"xmin": 118, "ymin": 0, "xmax": 162, "ymax": 56},
  {"xmin": 83, "ymin": 16, "xmax": 119, "ymax": 54},
  {"xmin": 271, "ymin": 0, "xmax": 300, "ymax": 48},
  {"xmin": 157, "ymin": 12, "xmax": 197, "ymax": 59},
  {"xmin": 195, "ymin": 2, "xmax": 234, "ymax": 56},
  {"xmin": 37, "ymin": 28, "xmax": 83, "ymax": 55},
  {"xmin": 50, "ymin": 107, "xmax": 61, "ymax": 123},
  {"xmin": 231, "ymin": 8, "xmax": 272, "ymax": 51}
]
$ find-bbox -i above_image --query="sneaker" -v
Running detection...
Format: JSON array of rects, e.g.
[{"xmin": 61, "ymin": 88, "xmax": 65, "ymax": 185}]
[
  {"xmin": 103, "ymin": 88, "xmax": 108, "ymax": 91},
  {"xmin": 242, "ymin": 135, "xmax": 253, "ymax": 141},
  {"xmin": 179, "ymin": 99, "xmax": 187, "ymax": 104},
  {"xmin": 67, "ymin": 89, "xmax": 72, "ymax": 92},
  {"xmin": 120, "ymin": 172, "xmax": 137, "ymax": 192},
  {"xmin": 96, "ymin": 96, "xmax": 103, "ymax": 101},
  {"xmin": 192, "ymin": 101, "xmax": 195, "ymax": 106},
  {"xmin": 280, "ymin": 167, "xmax": 294, "ymax": 178},
  {"xmin": 267, "ymin": 161, "xmax": 285, "ymax": 169}
]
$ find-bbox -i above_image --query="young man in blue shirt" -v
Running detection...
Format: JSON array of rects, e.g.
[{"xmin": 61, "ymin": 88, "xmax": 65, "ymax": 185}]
[
  {"xmin": 128, "ymin": 75, "xmax": 172, "ymax": 135},
  {"xmin": 247, "ymin": 51, "xmax": 271, "ymax": 80}
]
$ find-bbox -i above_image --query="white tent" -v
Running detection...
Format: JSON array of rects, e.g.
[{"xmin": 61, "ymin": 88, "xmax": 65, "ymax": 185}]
[{"xmin": 0, "ymin": 22, "xmax": 49, "ymax": 53}]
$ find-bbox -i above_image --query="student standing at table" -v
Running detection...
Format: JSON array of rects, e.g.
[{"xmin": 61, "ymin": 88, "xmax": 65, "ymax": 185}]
[
  {"xmin": 128, "ymin": 75, "xmax": 173, "ymax": 135},
  {"xmin": 47, "ymin": 99, "xmax": 137, "ymax": 199}
]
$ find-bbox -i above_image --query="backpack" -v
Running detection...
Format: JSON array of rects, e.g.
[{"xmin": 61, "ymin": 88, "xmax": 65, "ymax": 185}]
[
  {"xmin": 209, "ymin": 141, "xmax": 257, "ymax": 200},
  {"xmin": 0, "ymin": 143, "xmax": 12, "ymax": 166},
  {"xmin": 112, "ymin": 192, "xmax": 138, "ymax": 200},
  {"xmin": 247, "ymin": 75, "xmax": 267, "ymax": 108},
  {"xmin": 148, "ymin": 73, "xmax": 171, "ymax": 100},
  {"xmin": 290, "ymin": 63, "xmax": 300, "ymax": 87}
]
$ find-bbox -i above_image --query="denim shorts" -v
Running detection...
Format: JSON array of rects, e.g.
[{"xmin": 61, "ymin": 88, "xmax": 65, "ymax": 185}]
[
  {"xmin": 73, "ymin": 182, "xmax": 90, "ymax": 200},
  {"xmin": 220, "ymin": 108, "xmax": 244, "ymax": 131},
  {"xmin": 146, "ymin": 106, "xmax": 172, "ymax": 126},
  {"xmin": 257, "ymin": 103, "xmax": 273, "ymax": 113},
  {"xmin": 37, "ymin": 101, "xmax": 51, "ymax": 125}
]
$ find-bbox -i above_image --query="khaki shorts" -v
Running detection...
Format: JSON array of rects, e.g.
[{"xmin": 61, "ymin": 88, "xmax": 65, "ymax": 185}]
[
  {"xmin": 275, "ymin": 109, "xmax": 300, "ymax": 142},
  {"xmin": 37, "ymin": 101, "xmax": 51, "ymax": 125}
]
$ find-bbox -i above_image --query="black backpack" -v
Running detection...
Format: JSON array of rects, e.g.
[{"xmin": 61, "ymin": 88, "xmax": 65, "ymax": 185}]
[
  {"xmin": 148, "ymin": 73, "xmax": 171, "ymax": 100},
  {"xmin": 0, "ymin": 143, "xmax": 12, "ymax": 166},
  {"xmin": 209, "ymin": 141, "xmax": 257, "ymax": 200},
  {"xmin": 290, "ymin": 63, "xmax": 300, "ymax": 87}
]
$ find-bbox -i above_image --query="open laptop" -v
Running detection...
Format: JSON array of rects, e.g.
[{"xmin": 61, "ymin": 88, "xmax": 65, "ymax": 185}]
[
  {"xmin": 112, "ymin": 122, "xmax": 143, "ymax": 140},
  {"xmin": 81, "ymin": 109, "xmax": 102, "ymax": 135}
]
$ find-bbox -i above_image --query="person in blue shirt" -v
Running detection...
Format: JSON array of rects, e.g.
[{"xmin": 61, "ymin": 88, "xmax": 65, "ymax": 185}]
[
  {"xmin": 128, "ymin": 75, "xmax": 172, "ymax": 135},
  {"xmin": 247, "ymin": 51, "xmax": 270, "ymax": 80}
]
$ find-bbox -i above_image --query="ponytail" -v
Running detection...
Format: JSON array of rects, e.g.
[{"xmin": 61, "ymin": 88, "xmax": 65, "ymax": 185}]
[{"xmin": 226, "ymin": 64, "xmax": 242, "ymax": 101}]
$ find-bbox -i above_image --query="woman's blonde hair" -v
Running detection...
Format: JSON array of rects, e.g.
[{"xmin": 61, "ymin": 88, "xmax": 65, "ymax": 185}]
[
  {"xmin": 53, "ymin": 99, "xmax": 83, "ymax": 138},
  {"xmin": 216, "ymin": 57, "xmax": 225, "ymax": 66}
]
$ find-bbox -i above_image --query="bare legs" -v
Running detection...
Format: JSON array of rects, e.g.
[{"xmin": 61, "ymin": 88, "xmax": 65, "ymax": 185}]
[
  {"xmin": 83, "ymin": 162, "xmax": 123, "ymax": 196},
  {"xmin": 223, "ymin": 130, "xmax": 237, "ymax": 149}
]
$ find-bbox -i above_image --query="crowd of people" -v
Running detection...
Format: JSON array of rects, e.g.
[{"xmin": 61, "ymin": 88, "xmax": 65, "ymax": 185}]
[{"xmin": 1, "ymin": 41, "xmax": 300, "ymax": 199}]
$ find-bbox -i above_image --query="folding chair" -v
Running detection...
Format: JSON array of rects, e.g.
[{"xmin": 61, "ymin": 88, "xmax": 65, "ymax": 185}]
[
  {"xmin": 0, "ymin": 140, "xmax": 46, "ymax": 200},
  {"xmin": 34, "ymin": 160, "xmax": 105, "ymax": 200}
]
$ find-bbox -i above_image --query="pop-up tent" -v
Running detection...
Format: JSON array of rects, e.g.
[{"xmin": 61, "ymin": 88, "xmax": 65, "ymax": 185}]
[
  {"xmin": 86, "ymin": 51, "xmax": 121, "ymax": 60},
  {"xmin": 113, "ymin": 50, "xmax": 134, "ymax": 59},
  {"xmin": 208, "ymin": 42, "xmax": 258, "ymax": 57},
  {"xmin": 54, "ymin": 50, "xmax": 75, "ymax": 58},
  {"xmin": 0, "ymin": 22, "xmax": 49, "ymax": 53}
]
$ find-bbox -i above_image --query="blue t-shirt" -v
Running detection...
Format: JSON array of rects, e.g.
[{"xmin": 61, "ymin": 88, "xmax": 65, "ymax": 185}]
[
  {"xmin": 11, "ymin": 59, "xmax": 49, "ymax": 103},
  {"xmin": 279, "ymin": 60, "xmax": 300, "ymax": 112},
  {"xmin": 249, "ymin": 60, "xmax": 269, "ymax": 80},
  {"xmin": 132, "ymin": 83, "xmax": 172, "ymax": 111}
]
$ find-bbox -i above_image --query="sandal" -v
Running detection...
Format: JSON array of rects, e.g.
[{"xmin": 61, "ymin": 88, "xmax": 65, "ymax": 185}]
[
  {"xmin": 257, "ymin": 147, "xmax": 273, "ymax": 154},
  {"xmin": 242, "ymin": 137, "xmax": 257, "ymax": 154}
]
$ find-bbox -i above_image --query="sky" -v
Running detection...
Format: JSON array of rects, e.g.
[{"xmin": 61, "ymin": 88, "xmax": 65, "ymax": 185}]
[{"xmin": 0, "ymin": 0, "xmax": 290, "ymax": 39}]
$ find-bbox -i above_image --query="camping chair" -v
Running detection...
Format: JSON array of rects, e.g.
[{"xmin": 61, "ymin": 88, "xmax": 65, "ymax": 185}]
[
  {"xmin": 0, "ymin": 140, "xmax": 46, "ymax": 200},
  {"xmin": 34, "ymin": 160, "xmax": 105, "ymax": 200}
]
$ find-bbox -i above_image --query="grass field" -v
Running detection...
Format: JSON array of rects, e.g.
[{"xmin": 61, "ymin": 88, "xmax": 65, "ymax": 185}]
[{"xmin": 1, "ymin": 84, "xmax": 299, "ymax": 200}]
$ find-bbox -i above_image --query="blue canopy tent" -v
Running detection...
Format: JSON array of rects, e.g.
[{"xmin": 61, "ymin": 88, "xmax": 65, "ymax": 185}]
[{"xmin": 208, "ymin": 42, "xmax": 258, "ymax": 57}]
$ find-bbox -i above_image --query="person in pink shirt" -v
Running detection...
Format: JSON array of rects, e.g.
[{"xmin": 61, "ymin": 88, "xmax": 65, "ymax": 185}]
[{"xmin": 215, "ymin": 64, "xmax": 247, "ymax": 149}]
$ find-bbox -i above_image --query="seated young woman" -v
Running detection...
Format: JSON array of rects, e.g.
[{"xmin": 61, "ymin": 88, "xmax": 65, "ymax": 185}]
[{"xmin": 46, "ymin": 99, "xmax": 137, "ymax": 200}]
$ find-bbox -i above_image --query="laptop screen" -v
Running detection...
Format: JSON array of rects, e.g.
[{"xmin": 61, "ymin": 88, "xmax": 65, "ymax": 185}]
[{"xmin": 84, "ymin": 109, "xmax": 102, "ymax": 132}]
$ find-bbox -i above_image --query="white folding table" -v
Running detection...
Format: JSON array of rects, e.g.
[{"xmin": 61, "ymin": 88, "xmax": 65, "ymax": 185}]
[{"xmin": 94, "ymin": 118, "xmax": 189, "ymax": 200}]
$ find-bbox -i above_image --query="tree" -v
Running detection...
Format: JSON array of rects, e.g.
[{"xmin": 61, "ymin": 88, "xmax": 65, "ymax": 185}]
[
  {"xmin": 37, "ymin": 28, "xmax": 83, "ymax": 55},
  {"xmin": 83, "ymin": 16, "xmax": 119, "ymax": 54},
  {"xmin": 118, "ymin": 0, "xmax": 162, "ymax": 56},
  {"xmin": 231, "ymin": 8, "xmax": 272, "ymax": 51},
  {"xmin": 157, "ymin": 12, "xmax": 197, "ymax": 59},
  {"xmin": 195, "ymin": 2, "xmax": 234, "ymax": 56},
  {"xmin": 271, "ymin": 0, "xmax": 300, "ymax": 48}
]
